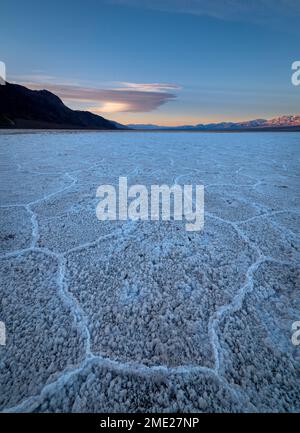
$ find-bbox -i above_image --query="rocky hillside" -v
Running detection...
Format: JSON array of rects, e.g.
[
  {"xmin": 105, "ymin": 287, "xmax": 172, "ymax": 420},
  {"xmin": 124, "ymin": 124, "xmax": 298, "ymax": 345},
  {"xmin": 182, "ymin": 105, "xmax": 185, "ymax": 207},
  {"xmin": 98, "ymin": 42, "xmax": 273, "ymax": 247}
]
[{"xmin": 0, "ymin": 82, "xmax": 124, "ymax": 130}]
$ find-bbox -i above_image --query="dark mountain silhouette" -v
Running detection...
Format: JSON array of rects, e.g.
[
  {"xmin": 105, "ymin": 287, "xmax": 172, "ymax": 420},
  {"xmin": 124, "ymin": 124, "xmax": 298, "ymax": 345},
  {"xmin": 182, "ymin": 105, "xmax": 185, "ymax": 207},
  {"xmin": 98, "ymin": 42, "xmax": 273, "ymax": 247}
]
[{"xmin": 0, "ymin": 82, "xmax": 125, "ymax": 129}]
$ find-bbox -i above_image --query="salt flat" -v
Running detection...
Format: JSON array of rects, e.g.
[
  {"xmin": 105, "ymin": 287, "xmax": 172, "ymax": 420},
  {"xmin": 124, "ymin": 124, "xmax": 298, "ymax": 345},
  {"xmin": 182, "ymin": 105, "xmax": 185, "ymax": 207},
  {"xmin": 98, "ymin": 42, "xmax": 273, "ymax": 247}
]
[{"xmin": 0, "ymin": 131, "xmax": 299, "ymax": 412}]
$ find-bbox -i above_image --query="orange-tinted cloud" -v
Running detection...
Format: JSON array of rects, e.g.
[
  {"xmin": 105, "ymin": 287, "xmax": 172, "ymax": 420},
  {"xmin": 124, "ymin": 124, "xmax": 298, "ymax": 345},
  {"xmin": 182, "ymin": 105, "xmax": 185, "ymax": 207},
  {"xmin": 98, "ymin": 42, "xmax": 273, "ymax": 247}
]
[{"xmin": 14, "ymin": 77, "xmax": 180, "ymax": 114}]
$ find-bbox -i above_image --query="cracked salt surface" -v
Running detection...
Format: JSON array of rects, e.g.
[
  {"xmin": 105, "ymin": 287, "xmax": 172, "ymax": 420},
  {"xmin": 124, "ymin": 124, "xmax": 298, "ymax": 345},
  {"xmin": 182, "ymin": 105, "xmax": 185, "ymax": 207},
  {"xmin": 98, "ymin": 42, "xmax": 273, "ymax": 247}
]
[{"xmin": 0, "ymin": 131, "xmax": 299, "ymax": 412}]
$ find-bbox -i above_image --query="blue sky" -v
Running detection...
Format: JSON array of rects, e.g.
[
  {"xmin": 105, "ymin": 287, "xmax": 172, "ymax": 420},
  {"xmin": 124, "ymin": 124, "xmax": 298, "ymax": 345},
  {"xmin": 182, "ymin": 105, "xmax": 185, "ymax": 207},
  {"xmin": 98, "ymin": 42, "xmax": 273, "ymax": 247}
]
[{"xmin": 1, "ymin": 0, "xmax": 299, "ymax": 125}]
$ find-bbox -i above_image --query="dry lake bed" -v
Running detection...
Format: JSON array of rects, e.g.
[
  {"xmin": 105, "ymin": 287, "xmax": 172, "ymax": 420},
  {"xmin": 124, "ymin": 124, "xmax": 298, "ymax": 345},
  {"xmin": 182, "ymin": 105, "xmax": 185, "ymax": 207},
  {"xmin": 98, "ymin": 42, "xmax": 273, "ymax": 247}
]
[{"xmin": 0, "ymin": 131, "xmax": 299, "ymax": 412}]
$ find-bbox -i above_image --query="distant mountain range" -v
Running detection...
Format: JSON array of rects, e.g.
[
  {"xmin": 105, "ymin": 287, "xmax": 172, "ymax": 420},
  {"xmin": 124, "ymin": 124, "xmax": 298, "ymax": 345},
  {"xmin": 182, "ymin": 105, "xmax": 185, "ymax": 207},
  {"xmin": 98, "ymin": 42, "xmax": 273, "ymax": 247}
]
[
  {"xmin": 0, "ymin": 82, "xmax": 124, "ymax": 130},
  {"xmin": 128, "ymin": 115, "xmax": 300, "ymax": 131}
]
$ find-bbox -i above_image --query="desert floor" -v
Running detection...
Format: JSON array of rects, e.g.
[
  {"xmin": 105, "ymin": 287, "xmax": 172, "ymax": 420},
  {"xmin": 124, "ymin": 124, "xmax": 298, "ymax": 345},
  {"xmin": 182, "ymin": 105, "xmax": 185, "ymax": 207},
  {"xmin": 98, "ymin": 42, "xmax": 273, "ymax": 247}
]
[{"xmin": 0, "ymin": 131, "xmax": 299, "ymax": 412}]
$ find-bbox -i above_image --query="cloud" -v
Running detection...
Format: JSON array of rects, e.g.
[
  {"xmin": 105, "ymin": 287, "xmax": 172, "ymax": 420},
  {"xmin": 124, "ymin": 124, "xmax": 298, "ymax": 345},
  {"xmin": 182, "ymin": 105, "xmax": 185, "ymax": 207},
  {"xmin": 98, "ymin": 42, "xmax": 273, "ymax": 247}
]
[
  {"xmin": 118, "ymin": 82, "xmax": 181, "ymax": 92},
  {"xmin": 13, "ymin": 77, "xmax": 179, "ymax": 114},
  {"xmin": 92, "ymin": 102, "xmax": 132, "ymax": 114},
  {"xmin": 107, "ymin": 0, "xmax": 300, "ymax": 24}
]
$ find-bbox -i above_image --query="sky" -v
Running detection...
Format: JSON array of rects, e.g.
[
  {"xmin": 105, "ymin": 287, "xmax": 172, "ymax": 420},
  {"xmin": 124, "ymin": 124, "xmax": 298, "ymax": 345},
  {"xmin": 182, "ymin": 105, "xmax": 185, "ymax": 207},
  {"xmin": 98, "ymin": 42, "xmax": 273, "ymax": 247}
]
[{"xmin": 1, "ymin": 0, "xmax": 299, "ymax": 125}]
